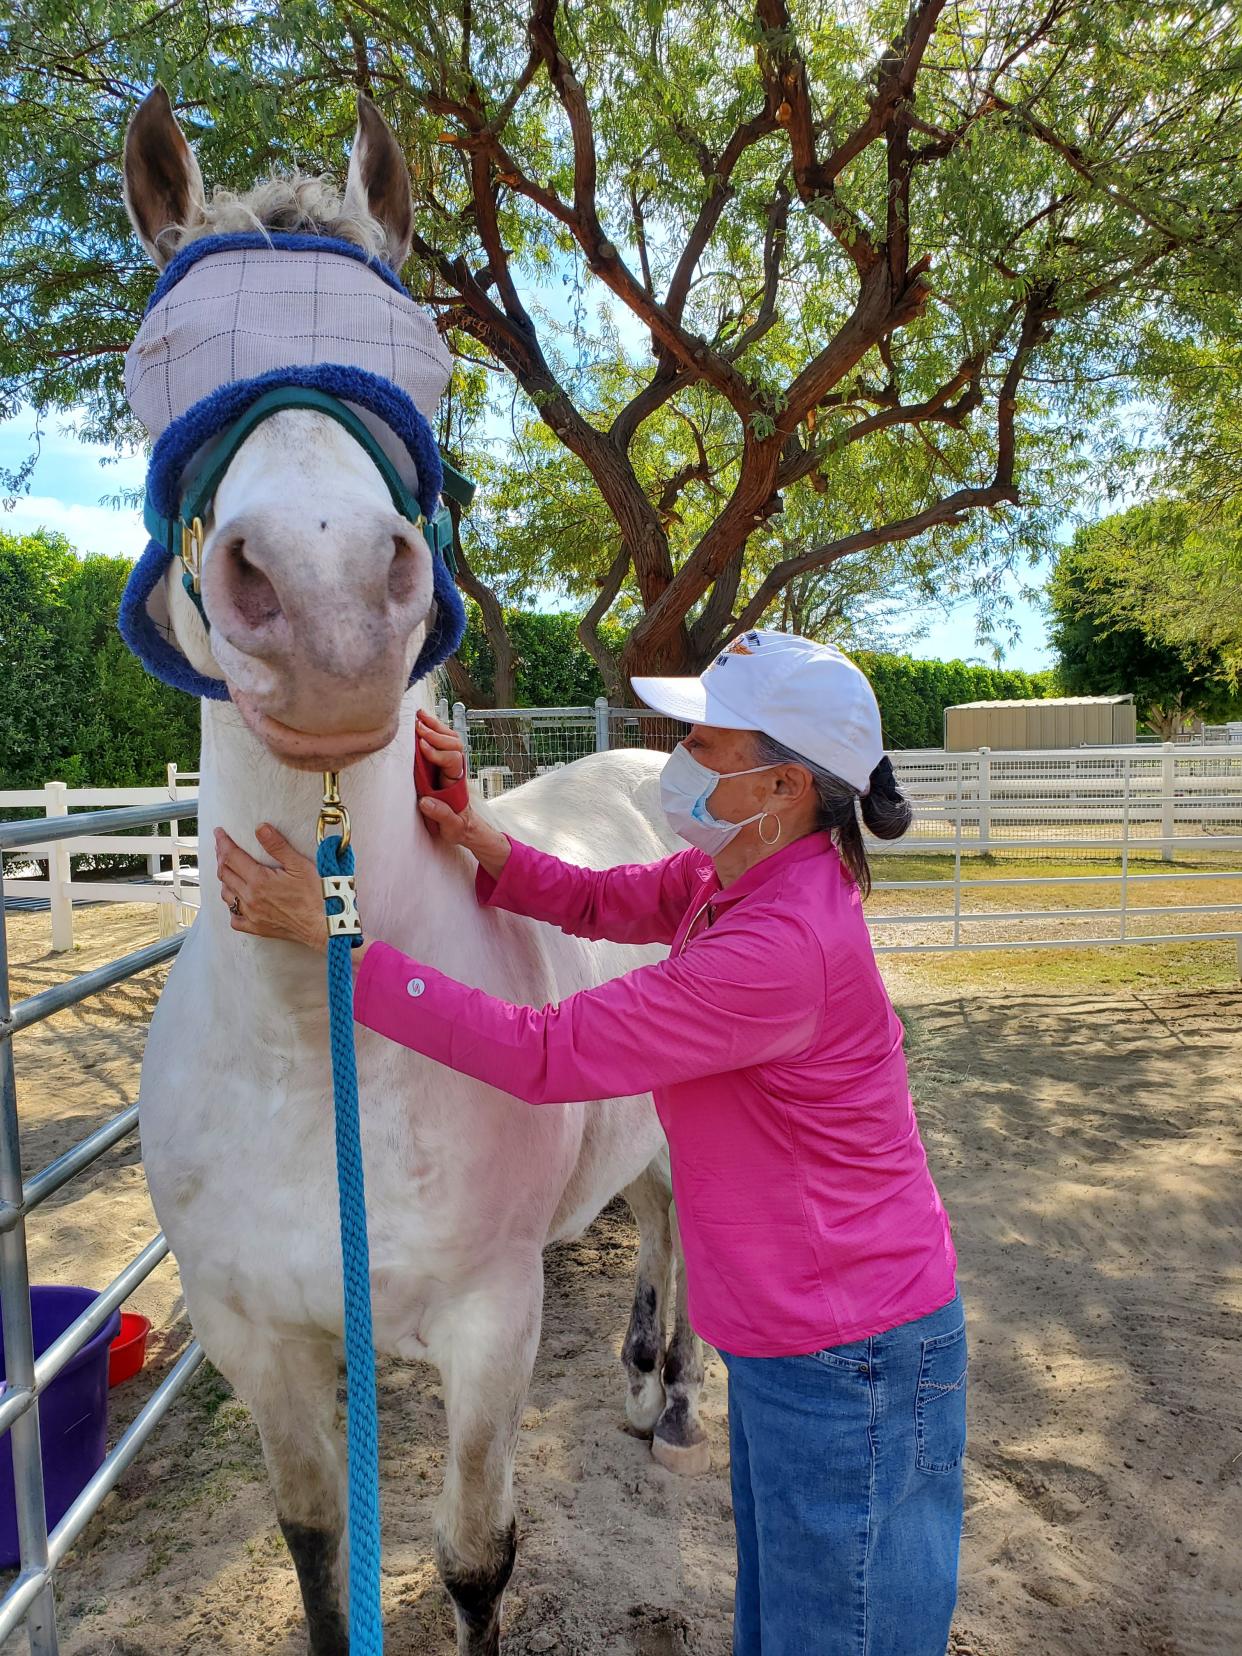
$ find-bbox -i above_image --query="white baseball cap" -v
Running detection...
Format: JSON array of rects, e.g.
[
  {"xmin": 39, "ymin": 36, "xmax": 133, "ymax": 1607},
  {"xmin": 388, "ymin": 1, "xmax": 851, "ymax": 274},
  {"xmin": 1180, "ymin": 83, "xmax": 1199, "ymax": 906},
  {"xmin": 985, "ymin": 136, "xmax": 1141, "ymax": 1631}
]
[{"xmin": 633, "ymin": 630, "xmax": 884, "ymax": 794}]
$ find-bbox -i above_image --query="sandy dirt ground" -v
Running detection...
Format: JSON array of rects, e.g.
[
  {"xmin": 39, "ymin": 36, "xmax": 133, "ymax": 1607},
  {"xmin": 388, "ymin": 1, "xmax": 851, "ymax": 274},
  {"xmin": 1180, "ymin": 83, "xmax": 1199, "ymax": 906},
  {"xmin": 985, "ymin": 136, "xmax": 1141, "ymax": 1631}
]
[{"xmin": 2, "ymin": 903, "xmax": 1239, "ymax": 1656}]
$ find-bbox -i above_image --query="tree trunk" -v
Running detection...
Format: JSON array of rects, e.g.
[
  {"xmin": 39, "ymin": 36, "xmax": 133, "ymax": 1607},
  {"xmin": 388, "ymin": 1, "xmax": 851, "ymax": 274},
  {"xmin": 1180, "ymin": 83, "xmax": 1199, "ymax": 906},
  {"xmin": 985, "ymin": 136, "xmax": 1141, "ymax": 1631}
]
[
  {"xmin": 449, "ymin": 510, "xmax": 517, "ymax": 709},
  {"xmin": 1145, "ymin": 699, "xmax": 1185, "ymax": 741}
]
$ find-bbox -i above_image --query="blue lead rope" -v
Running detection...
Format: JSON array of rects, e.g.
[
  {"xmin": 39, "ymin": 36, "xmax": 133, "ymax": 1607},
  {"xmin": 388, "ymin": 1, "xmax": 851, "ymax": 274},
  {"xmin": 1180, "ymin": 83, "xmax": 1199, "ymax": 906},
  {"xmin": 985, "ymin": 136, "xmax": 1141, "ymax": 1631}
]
[{"xmin": 317, "ymin": 833, "xmax": 384, "ymax": 1654}]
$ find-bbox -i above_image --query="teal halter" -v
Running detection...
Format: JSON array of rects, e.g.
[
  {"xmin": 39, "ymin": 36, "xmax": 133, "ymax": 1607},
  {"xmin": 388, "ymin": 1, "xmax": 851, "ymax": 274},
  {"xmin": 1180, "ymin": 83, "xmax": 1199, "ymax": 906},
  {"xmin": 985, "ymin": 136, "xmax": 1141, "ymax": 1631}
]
[{"xmin": 142, "ymin": 385, "xmax": 474, "ymax": 627}]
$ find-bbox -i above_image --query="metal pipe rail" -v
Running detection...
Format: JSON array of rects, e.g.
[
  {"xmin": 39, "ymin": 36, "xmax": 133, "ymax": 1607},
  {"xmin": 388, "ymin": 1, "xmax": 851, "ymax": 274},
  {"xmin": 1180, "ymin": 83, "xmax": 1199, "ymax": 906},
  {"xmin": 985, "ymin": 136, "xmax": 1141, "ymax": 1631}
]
[
  {"xmin": 0, "ymin": 1343, "xmax": 205, "ymax": 1647},
  {"xmin": 0, "ymin": 799, "xmax": 195, "ymax": 853},
  {"xmin": 0, "ymin": 796, "xmax": 200, "ymax": 1654},
  {"xmin": 4, "ymin": 940, "xmax": 182, "ymax": 1039}
]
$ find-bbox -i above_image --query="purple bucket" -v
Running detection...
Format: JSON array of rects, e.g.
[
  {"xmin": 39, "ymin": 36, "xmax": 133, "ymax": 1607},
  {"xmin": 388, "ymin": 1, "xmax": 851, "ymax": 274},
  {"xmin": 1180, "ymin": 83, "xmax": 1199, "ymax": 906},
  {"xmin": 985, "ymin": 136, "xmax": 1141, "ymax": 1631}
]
[{"xmin": 0, "ymin": 1286, "xmax": 121, "ymax": 1567}]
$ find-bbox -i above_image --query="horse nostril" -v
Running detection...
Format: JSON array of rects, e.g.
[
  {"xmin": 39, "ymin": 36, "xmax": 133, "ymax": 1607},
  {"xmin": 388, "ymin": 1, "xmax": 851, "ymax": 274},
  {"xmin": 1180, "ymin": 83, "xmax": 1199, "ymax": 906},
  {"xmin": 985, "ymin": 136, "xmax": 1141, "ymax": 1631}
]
[
  {"xmin": 388, "ymin": 534, "xmax": 419, "ymax": 606},
  {"xmin": 223, "ymin": 538, "xmax": 282, "ymax": 628}
]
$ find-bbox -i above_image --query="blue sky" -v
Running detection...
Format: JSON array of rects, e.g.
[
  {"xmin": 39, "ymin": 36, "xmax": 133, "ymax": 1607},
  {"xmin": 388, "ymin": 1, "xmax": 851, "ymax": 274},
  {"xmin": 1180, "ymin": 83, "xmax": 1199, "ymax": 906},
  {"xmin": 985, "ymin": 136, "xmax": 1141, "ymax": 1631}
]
[{"xmin": 0, "ymin": 406, "xmax": 1054, "ymax": 672}]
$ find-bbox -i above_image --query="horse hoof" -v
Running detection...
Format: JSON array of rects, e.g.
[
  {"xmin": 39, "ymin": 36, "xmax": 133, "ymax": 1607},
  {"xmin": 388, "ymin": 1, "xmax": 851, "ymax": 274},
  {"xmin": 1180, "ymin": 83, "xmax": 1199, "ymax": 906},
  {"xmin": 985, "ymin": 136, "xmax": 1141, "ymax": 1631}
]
[
  {"xmin": 652, "ymin": 1432, "xmax": 711, "ymax": 1476},
  {"xmin": 625, "ymin": 1377, "xmax": 666, "ymax": 1436}
]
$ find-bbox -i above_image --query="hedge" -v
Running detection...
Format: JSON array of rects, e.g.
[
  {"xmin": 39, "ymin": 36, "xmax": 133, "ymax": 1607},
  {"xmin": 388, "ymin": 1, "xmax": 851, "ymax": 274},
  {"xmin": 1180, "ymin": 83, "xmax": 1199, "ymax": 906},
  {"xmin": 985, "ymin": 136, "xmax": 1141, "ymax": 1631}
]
[
  {"xmin": 0, "ymin": 530, "xmax": 200, "ymax": 790},
  {"xmin": 0, "ymin": 546, "xmax": 1055, "ymax": 794},
  {"xmin": 851, "ymin": 652, "xmax": 1056, "ymax": 748},
  {"xmin": 458, "ymin": 608, "xmax": 1055, "ymax": 748}
]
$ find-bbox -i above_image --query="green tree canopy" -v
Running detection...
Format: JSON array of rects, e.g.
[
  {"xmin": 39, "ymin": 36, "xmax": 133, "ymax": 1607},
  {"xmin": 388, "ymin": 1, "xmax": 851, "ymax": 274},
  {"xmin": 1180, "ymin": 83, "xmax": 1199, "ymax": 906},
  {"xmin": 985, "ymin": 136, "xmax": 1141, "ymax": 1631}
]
[
  {"xmin": 453, "ymin": 603, "xmax": 1053, "ymax": 748},
  {"xmin": 4, "ymin": 0, "xmax": 1241, "ymax": 688},
  {"xmin": 0, "ymin": 530, "xmax": 200, "ymax": 788},
  {"xmin": 1047, "ymin": 509, "xmax": 1242, "ymax": 739}
]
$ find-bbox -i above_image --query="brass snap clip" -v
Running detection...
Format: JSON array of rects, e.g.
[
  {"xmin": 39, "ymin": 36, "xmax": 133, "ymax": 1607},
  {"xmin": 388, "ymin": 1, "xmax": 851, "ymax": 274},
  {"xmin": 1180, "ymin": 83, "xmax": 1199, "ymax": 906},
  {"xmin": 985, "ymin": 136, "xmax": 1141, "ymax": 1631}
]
[{"xmin": 316, "ymin": 770, "xmax": 352, "ymax": 852}]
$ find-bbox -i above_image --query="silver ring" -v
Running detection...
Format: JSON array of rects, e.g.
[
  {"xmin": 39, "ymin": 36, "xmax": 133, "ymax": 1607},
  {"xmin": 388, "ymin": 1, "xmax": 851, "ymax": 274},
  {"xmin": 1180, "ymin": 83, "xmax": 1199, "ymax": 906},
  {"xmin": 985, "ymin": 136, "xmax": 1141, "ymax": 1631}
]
[{"xmin": 228, "ymin": 896, "xmax": 242, "ymax": 916}]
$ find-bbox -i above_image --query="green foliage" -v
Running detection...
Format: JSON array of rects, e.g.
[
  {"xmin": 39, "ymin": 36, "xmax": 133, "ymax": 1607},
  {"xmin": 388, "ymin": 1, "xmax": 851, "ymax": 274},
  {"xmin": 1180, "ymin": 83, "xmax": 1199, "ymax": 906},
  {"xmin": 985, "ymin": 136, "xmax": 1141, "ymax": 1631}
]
[
  {"xmin": 457, "ymin": 604, "xmax": 1053, "ymax": 748},
  {"xmin": 0, "ymin": 530, "xmax": 200, "ymax": 788},
  {"xmin": 1047, "ymin": 511, "xmax": 1242, "ymax": 735},
  {"xmin": 852, "ymin": 652, "xmax": 1055, "ymax": 750},
  {"xmin": 457, "ymin": 606, "xmax": 621, "ymax": 705},
  {"xmin": 3, "ymin": 0, "xmax": 1241, "ymax": 676}
]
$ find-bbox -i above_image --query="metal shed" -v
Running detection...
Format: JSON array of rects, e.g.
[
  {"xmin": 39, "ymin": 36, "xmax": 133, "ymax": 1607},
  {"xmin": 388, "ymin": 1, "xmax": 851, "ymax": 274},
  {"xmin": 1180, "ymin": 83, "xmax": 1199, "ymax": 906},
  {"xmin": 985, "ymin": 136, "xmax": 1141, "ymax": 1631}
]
[{"xmin": 943, "ymin": 694, "xmax": 1136, "ymax": 751}]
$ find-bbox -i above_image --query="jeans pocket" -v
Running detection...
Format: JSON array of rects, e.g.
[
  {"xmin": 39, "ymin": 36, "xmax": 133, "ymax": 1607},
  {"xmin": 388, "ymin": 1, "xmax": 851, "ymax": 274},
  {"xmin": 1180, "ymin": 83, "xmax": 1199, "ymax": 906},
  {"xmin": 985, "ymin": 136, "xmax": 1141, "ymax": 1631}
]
[
  {"xmin": 808, "ymin": 1334, "xmax": 871, "ymax": 1375},
  {"xmin": 915, "ymin": 1323, "xmax": 967, "ymax": 1474}
]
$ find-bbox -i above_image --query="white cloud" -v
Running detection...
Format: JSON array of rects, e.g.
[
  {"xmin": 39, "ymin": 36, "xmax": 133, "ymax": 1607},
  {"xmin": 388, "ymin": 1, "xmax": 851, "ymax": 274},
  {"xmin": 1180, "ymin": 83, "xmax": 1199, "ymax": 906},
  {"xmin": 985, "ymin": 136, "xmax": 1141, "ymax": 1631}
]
[{"xmin": 1, "ymin": 495, "xmax": 146, "ymax": 560}]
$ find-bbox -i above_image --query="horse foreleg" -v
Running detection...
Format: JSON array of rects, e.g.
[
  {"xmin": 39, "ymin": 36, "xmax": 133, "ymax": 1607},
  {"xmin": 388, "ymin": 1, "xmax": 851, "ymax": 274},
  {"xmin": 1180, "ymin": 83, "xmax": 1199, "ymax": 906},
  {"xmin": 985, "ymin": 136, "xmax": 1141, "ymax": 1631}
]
[
  {"xmin": 620, "ymin": 1167, "xmax": 674, "ymax": 1435},
  {"xmin": 652, "ymin": 1202, "xmax": 710, "ymax": 1475},
  {"xmin": 199, "ymin": 1307, "xmax": 349, "ymax": 1655},
  {"xmin": 433, "ymin": 1260, "xmax": 543, "ymax": 1656}
]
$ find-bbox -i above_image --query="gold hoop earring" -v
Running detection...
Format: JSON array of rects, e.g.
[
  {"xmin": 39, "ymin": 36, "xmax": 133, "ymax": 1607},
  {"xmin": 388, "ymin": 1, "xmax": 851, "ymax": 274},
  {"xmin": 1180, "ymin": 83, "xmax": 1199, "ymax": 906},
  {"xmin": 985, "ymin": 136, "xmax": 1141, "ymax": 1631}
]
[{"xmin": 759, "ymin": 813, "xmax": 782, "ymax": 846}]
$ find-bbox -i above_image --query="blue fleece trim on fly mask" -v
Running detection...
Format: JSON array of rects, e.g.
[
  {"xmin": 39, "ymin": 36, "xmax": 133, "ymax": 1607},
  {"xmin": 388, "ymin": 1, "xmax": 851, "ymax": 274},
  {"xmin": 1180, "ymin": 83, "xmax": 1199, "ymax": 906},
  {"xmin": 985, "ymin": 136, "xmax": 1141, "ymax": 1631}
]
[
  {"xmin": 118, "ymin": 363, "xmax": 465, "ymax": 701},
  {"xmin": 146, "ymin": 231, "xmax": 411, "ymax": 313},
  {"xmin": 146, "ymin": 363, "xmax": 443, "ymax": 524}
]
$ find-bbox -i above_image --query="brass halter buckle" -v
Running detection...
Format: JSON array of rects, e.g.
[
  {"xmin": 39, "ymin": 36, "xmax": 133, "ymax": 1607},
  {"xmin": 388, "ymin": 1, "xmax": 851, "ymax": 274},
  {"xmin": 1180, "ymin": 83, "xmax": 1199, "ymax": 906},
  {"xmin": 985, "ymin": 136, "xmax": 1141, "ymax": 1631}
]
[{"xmin": 179, "ymin": 516, "xmax": 205, "ymax": 593}]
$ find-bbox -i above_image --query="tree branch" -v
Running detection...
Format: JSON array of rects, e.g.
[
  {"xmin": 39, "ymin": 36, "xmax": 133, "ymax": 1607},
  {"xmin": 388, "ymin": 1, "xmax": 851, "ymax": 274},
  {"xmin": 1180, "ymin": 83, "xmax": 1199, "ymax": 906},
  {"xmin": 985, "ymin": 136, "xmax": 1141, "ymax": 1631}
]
[
  {"xmin": 609, "ymin": 364, "xmax": 685, "ymax": 452},
  {"xmin": 821, "ymin": 0, "xmax": 947, "ymax": 179},
  {"xmin": 663, "ymin": 108, "xmax": 780, "ymax": 323},
  {"xmin": 781, "ymin": 256, "xmax": 931, "ymax": 428},
  {"xmin": 719, "ymin": 183, "xmax": 790, "ymax": 360},
  {"xmin": 447, "ymin": 503, "xmax": 516, "ymax": 706},
  {"xmin": 756, "ymin": 0, "xmax": 879, "ymax": 275},
  {"xmin": 519, "ymin": 0, "xmax": 760, "ymax": 416},
  {"xmin": 990, "ymin": 94, "xmax": 1197, "ymax": 243},
  {"xmin": 720, "ymin": 479, "xmax": 1017, "ymax": 646},
  {"xmin": 578, "ymin": 545, "xmax": 630, "ymax": 701},
  {"xmin": 695, "ymin": 290, "xmax": 1054, "ymax": 660}
]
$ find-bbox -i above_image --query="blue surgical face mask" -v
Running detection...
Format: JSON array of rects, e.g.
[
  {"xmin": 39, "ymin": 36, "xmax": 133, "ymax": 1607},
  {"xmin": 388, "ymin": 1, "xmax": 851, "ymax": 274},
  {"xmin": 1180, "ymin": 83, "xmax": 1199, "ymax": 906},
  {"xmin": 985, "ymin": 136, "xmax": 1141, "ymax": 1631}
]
[{"xmin": 659, "ymin": 742, "xmax": 775, "ymax": 854}]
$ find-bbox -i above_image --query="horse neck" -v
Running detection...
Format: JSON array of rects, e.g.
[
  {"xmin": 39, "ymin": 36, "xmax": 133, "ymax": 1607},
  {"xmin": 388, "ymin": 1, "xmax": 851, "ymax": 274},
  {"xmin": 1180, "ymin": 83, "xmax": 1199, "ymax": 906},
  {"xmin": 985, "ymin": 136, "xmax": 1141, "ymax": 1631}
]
[{"xmin": 193, "ymin": 685, "xmax": 472, "ymax": 988}]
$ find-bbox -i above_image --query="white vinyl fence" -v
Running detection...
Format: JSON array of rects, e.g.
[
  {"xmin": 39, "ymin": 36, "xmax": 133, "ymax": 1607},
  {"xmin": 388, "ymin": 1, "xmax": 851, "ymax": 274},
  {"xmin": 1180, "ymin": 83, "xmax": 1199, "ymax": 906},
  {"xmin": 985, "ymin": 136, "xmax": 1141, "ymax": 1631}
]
[
  {"xmin": 0, "ymin": 768, "xmax": 199, "ymax": 952},
  {"xmin": 7, "ymin": 724, "xmax": 1242, "ymax": 965},
  {"xmin": 449, "ymin": 703, "xmax": 1242, "ymax": 965}
]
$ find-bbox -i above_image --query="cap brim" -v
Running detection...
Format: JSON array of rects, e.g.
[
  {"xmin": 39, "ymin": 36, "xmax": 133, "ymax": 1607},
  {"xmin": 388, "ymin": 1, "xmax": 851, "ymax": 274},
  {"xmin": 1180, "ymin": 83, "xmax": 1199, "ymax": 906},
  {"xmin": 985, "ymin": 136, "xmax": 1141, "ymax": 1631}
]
[{"xmin": 631, "ymin": 675, "xmax": 760, "ymax": 730}]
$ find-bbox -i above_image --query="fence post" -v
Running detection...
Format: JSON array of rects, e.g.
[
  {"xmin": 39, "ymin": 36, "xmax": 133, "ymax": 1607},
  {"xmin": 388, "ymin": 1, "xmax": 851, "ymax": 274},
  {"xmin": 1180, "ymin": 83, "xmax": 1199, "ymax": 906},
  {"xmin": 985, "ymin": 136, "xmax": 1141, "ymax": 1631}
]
[
  {"xmin": 452, "ymin": 703, "xmax": 470, "ymax": 772},
  {"xmin": 45, "ymin": 781, "xmax": 73, "ymax": 954},
  {"xmin": 1161, "ymin": 741, "xmax": 1176, "ymax": 863},
  {"xmin": 436, "ymin": 697, "xmax": 450, "ymax": 725},
  {"xmin": 977, "ymin": 748, "xmax": 991, "ymax": 852},
  {"xmin": 0, "ymin": 892, "xmax": 58, "ymax": 1654},
  {"xmin": 161, "ymin": 763, "xmax": 182, "ymax": 941},
  {"xmin": 594, "ymin": 696, "xmax": 610, "ymax": 754}
]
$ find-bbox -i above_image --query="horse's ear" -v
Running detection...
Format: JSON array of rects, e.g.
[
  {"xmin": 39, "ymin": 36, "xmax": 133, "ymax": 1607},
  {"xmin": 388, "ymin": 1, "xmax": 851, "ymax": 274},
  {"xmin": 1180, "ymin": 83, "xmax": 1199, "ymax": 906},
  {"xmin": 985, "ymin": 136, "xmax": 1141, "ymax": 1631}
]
[
  {"xmin": 123, "ymin": 86, "xmax": 207, "ymax": 268},
  {"xmin": 344, "ymin": 95, "xmax": 414, "ymax": 271}
]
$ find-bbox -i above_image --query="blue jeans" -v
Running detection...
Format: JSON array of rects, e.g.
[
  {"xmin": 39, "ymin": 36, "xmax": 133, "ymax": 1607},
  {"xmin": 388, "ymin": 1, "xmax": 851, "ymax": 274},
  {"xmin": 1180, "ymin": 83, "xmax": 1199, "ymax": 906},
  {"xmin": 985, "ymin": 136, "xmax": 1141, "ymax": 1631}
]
[{"xmin": 720, "ymin": 1290, "xmax": 966, "ymax": 1656}]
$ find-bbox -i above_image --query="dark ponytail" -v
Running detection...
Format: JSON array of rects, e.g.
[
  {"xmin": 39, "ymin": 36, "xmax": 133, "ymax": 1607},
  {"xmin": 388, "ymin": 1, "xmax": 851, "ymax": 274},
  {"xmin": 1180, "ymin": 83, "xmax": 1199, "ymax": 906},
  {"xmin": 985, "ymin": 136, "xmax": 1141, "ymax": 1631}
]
[
  {"xmin": 860, "ymin": 755, "xmax": 913, "ymax": 842},
  {"xmin": 752, "ymin": 737, "xmax": 912, "ymax": 898}
]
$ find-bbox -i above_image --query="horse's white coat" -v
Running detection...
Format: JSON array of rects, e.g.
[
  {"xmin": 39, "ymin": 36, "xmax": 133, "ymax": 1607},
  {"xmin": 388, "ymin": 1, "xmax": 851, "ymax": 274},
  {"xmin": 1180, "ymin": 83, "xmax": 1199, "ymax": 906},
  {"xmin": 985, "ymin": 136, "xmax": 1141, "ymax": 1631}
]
[
  {"xmin": 123, "ymin": 91, "xmax": 704, "ymax": 1649},
  {"xmin": 138, "ymin": 410, "xmax": 694, "ymax": 1649}
]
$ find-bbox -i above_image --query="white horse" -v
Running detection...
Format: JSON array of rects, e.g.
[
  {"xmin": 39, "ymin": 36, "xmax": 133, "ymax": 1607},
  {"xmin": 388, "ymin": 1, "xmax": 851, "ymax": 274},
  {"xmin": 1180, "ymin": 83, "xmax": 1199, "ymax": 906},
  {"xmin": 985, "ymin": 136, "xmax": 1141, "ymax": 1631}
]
[{"xmin": 122, "ymin": 90, "xmax": 706, "ymax": 1655}]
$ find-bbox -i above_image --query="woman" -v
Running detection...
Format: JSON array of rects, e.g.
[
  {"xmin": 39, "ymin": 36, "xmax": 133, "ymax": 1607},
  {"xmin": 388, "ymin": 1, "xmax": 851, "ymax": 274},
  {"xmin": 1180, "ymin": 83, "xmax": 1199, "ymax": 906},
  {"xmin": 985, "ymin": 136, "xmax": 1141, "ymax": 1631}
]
[{"xmin": 215, "ymin": 630, "xmax": 966, "ymax": 1656}]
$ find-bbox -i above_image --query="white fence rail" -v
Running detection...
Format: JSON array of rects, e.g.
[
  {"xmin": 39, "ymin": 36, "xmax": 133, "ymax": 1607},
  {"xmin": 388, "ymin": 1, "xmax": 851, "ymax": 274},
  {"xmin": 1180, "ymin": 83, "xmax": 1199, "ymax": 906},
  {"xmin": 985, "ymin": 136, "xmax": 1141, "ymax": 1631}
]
[
  {"xmin": 448, "ymin": 704, "xmax": 1242, "ymax": 964},
  {"xmin": 9, "ymin": 726, "xmax": 1242, "ymax": 965},
  {"xmin": 1, "ymin": 769, "xmax": 199, "ymax": 953},
  {"xmin": 448, "ymin": 701, "xmax": 1242, "ymax": 849}
]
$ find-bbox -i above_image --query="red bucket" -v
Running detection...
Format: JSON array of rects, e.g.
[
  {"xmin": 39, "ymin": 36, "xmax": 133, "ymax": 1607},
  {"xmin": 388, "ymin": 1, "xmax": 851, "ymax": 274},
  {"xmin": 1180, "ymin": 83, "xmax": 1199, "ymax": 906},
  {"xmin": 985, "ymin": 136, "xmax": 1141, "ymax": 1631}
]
[{"xmin": 107, "ymin": 1314, "xmax": 150, "ymax": 1388}]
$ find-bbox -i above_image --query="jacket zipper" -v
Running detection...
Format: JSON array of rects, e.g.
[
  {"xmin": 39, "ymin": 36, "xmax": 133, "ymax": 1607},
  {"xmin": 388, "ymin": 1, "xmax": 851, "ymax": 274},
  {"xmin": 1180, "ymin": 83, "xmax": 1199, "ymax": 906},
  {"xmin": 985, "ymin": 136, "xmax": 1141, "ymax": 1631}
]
[{"xmin": 678, "ymin": 898, "xmax": 717, "ymax": 956}]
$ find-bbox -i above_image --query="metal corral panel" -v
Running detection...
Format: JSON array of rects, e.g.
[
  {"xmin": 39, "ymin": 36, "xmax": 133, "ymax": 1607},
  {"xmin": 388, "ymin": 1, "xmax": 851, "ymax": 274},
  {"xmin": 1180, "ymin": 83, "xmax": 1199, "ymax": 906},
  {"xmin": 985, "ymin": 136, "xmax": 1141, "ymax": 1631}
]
[{"xmin": 943, "ymin": 696, "xmax": 1136, "ymax": 750}]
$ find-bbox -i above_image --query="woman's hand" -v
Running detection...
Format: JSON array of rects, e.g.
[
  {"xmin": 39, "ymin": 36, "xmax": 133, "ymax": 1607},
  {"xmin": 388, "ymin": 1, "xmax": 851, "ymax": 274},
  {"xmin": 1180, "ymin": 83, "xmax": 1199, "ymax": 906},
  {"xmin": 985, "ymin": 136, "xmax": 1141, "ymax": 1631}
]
[
  {"xmin": 215, "ymin": 824, "xmax": 327, "ymax": 952},
  {"xmin": 415, "ymin": 708, "xmax": 512, "ymax": 882}
]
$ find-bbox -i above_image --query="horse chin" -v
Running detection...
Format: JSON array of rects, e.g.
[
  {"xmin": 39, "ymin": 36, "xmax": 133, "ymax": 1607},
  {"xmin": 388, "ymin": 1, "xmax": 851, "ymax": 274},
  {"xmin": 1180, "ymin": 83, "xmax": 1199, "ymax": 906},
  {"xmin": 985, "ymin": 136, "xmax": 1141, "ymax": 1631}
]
[{"xmin": 230, "ymin": 687, "xmax": 398, "ymax": 771}]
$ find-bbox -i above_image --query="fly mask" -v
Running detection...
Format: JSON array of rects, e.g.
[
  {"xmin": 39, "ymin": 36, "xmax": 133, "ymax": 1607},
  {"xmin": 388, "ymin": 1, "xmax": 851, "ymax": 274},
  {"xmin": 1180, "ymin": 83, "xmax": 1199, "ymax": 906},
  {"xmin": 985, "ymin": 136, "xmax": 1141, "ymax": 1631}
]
[{"xmin": 118, "ymin": 230, "xmax": 469, "ymax": 701}]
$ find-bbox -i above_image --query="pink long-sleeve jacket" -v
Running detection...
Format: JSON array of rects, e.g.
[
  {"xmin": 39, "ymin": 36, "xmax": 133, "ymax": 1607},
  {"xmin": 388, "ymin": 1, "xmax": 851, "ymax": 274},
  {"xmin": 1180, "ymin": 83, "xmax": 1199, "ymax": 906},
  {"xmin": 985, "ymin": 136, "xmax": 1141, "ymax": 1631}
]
[{"xmin": 353, "ymin": 832, "xmax": 957, "ymax": 1357}]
